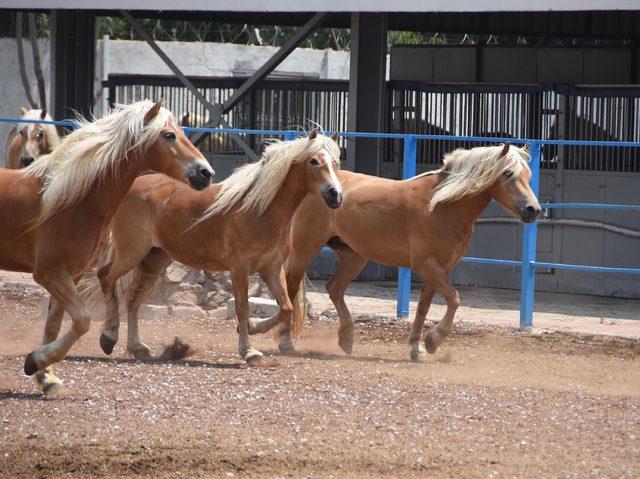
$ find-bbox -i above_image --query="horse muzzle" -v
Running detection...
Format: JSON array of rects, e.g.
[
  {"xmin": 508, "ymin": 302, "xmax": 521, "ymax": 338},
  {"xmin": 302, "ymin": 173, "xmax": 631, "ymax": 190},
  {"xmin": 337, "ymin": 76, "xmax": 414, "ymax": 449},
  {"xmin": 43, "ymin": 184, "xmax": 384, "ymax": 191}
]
[
  {"xmin": 20, "ymin": 156, "xmax": 35, "ymax": 168},
  {"xmin": 321, "ymin": 184, "xmax": 343, "ymax": 209},
  {"xmin": 187, "ymin": 163, "xmax": 214, "ymax": 191},
  {"xmin": 518, "ymin": 203, "xmax": 542, "ymax": 223}
]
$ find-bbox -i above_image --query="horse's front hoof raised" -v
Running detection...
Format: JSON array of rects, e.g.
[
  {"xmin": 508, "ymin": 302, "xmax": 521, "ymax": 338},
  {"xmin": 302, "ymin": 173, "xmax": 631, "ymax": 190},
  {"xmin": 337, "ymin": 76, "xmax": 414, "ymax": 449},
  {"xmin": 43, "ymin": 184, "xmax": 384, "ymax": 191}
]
[
  {"xmin": 99, "ymin": 333, "xmax": 117, "ymax": 355},
  {"xmin": 24, "ymin": 353, "xmax": 39, "ymax": 376},
  {"xmin": 338, "ymin": 336, "xmax": 353, "ymax": 355},
  {"xmin": 424, "ymin": 333, "xmax": 439, "ymax": 354}
]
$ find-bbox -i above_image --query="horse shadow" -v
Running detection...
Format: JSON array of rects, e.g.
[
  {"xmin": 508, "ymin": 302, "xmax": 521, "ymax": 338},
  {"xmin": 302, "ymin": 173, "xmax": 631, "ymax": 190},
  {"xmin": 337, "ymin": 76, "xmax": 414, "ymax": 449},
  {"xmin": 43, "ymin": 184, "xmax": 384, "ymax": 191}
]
[{"xmin": 62, "ymin": 355, "xmax": 244, "ymax": 370}]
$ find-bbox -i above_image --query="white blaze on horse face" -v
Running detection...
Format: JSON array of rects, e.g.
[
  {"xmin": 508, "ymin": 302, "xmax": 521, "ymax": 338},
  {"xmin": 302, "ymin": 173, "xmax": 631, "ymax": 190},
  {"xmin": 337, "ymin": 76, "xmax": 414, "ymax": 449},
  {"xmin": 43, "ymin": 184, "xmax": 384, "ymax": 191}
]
[{"xmin": 320, "ymin": 149, "xmax": 343, "ymax": 194}]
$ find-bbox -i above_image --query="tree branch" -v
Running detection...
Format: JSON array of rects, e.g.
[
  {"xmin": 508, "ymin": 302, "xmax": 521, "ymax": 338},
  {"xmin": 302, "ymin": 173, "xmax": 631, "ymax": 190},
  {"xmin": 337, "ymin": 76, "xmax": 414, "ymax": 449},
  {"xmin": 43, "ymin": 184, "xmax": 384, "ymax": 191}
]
[
  {"xmin": 16, "ymin": 13, "xmax": 37, "ymax": 109},
  {"xmin": 28, "ymin": 13, "xmax": 47, "ymax": 109}
]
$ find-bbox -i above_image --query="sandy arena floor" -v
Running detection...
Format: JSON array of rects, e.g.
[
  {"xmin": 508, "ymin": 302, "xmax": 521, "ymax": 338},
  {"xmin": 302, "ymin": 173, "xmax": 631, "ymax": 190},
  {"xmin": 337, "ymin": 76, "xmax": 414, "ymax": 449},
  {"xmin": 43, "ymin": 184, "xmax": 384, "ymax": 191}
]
[{"xmin": 1, "ymin": 275, "xmax": 639, "ymax": 478}]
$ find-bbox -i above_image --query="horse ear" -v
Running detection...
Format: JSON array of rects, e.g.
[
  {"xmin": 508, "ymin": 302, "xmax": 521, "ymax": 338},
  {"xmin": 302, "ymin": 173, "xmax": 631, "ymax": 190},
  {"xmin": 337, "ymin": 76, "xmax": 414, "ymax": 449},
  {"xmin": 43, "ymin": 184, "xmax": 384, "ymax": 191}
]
[
  {"xmin": 180, "ymin": 112, "xmax": 190, "ymax": 126},
  {"xmin": 20, "ymin": 107, "xmax": 28, "ymax": 116},
  {"xmin": 308, "ymin": 128, "xmax": 318, "ymax": 140},
  {"xmin": 521, "ymin": 143, "xmax": 530, "ymax": 153},
  {"xmin": 330, "ymin": 131, "xmax": 339, "ymax": 142},
  {"xmin": 500, "ymin": 142, "xmax": 511, "ymax": 157},
  {"xmin": 40, "ymin": 108, "xmax": 47, "ymax": 120},
  {"xmin": 144, "ymin": 99, "xmax": 164, "ymax": 125}
]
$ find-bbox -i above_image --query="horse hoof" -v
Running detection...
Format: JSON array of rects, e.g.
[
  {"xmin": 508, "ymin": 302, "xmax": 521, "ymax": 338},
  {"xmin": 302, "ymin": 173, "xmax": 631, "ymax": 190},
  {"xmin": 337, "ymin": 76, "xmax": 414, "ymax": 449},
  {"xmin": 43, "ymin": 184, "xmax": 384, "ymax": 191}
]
[
  {"xmin": 99, "ymin": 333, "xmax": 116, "ymax": 355},
  {"xmin": 424, "ymin": 333, "xmax": 438, "ymax": 354},
  {"xmin": 278, "ymin": 342, "xmax": 296, "ymax": 355},
  {"xmin": 43, "ymin": 381, "xmax": 64, "ymax": 397},
  {"xmin": 246, "ymin": 354, "xmax": 266, "ymax": 367},
  {"xmin": 24, "ymin": 353, "xmax": 38, "ymax": 376},
  {"xmin": 132, "ymin": 348, "xmax": 152, "ymax": 361},
  {"xmin": 410, "ymin": 348, "xmax": 427, "ymax": 363},
  {"xmin": 338, "ymin": 337, "xmax": 353, "ymax": 355}
]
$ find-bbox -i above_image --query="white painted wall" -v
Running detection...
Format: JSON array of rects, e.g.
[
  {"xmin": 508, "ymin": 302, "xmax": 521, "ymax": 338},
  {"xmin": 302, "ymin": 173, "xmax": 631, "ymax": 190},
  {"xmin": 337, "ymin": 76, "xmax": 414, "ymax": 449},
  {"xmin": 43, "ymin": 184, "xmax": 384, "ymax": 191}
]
[{"xmin": 105, "ymin": 39, "xmax": 350, "ymax": 80}]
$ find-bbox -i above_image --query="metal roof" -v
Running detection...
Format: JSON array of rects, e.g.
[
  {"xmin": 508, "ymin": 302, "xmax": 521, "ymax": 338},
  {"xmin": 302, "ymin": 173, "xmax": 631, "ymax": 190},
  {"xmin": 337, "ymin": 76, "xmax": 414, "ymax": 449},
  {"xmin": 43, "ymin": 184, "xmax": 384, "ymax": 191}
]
[{"xmin": 2, "ymin": 0, "xmax": 639, "ymax": 12}]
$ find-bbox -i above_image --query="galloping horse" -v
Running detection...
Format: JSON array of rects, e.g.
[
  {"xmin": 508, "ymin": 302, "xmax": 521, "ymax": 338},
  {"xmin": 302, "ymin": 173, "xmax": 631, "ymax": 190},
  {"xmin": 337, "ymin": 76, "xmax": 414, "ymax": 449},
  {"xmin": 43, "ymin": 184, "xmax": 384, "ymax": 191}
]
[
  {"xmin": 86, "ymin": 130, "xmax": 342, "ymax": 364},
  {"xmin": 0, "ymin": 99, "xmax": 213, "ymax": 393},
  {"xmin": 4, "ymin": 108, "xmax": 61, "ymax": 169},
  {"xmin": 249, "ymin": 143, "xmax": 541, "ymax": 361}
]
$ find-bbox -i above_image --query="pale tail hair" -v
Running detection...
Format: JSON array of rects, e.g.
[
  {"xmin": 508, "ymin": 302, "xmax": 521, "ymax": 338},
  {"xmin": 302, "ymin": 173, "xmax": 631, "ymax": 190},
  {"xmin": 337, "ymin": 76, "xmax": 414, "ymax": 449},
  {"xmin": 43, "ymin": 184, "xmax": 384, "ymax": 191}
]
[
  {"xmin": 18, "ymin": 109, "xmax": 61, "ymax": 151},
  {"xmin": 198, "ymin": 134, "xmax": 340, "ymax": 222},
  {"xmin": 20, "ymin": 100, "xmax": 172, "ymax": 227},
  {"xmin": 429, "ymin": 144, "xmax": 530, "ymax": 211}
]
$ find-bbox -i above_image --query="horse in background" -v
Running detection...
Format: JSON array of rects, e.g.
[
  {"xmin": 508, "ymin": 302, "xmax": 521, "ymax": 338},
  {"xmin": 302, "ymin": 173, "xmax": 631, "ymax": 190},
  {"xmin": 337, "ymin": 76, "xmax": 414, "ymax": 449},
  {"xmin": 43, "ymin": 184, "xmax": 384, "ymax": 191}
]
[
  {"xmin": 4, "ymin": 108, "xmax": 61, "ymax": 169},
  {"xmin": 0, "ymin": 99, "xmax": 213, "ymax": 394},
  {"xmin": 248, "ymin": 143, "xmax": 541, "ymax": 362}
]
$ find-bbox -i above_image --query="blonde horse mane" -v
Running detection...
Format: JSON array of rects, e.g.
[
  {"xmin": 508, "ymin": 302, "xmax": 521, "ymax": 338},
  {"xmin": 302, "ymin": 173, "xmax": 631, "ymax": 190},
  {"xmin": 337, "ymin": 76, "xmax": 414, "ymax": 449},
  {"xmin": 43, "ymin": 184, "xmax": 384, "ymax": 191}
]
[
  {"xmin": 21, "ymin": 100, "xmax": 172, "ymax": 226},
  {"xmin": 429, "ymin": 143, "xmax": 530, "ymax": 211},
  {"xmin": 198, "ymin": 133, "xmax": 340, "ymax": 222},
  {"xmin": 18, "ymin": 109, "xmax": 62, "ymax": 151}
]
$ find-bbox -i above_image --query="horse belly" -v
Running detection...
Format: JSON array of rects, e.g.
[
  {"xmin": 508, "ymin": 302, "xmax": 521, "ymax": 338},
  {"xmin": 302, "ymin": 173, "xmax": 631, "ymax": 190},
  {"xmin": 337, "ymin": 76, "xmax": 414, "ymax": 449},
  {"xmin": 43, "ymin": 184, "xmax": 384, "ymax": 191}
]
[{"xmin": 335, "ymin": 204, "xmax": 412, "ymax": 268}]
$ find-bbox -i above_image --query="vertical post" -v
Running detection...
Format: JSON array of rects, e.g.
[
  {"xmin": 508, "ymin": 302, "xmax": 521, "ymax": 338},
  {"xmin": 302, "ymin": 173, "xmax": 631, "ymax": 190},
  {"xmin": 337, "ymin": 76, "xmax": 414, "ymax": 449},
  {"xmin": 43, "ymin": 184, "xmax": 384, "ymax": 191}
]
[
  {"xmin": 397, "ymin": 135, "xmax": 417, "ymax": 318},
  {"xmin": 519, "ymin": 141, "xmax": 541, "ymax": 330}
]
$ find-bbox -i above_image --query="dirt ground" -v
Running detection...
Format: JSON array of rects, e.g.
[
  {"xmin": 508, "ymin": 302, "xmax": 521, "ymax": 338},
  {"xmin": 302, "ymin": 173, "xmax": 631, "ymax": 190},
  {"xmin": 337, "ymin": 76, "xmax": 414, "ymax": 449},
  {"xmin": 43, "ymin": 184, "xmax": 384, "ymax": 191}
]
[{"xmin": 1, "ymin": 279, "xmax": 640, "ymax": 478}]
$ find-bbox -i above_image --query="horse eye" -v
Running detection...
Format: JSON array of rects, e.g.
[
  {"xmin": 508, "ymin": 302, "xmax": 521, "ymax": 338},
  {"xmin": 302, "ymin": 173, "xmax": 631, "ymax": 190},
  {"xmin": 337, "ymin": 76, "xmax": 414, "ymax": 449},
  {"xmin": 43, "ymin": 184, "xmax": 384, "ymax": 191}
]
[
  {"xmin": 309, "ymin": 157, "xmax": 320, "ymax": 166},
  {"xmin": 163, "ymin": 131, "xmax": 176, "ymax": 140},
  {"xmin": 503, "ymin": 170, "xmax": 514, "ymax": 179},
  {"xmin": 35, "ymin": 132, "xmax": 44, "ymax": 140}
]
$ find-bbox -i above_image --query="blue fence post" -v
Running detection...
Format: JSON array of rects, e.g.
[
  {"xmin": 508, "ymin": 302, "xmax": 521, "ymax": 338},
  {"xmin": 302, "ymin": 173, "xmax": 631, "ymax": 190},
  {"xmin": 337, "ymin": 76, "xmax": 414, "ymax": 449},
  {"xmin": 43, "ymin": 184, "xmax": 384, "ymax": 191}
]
[
  {"xmin": 519, "ymin": 141, "xmax": 541, "ymax": 331},
  {"xmin": 397, "ymin": 135, "xmax": 417, "ymax": 319}
]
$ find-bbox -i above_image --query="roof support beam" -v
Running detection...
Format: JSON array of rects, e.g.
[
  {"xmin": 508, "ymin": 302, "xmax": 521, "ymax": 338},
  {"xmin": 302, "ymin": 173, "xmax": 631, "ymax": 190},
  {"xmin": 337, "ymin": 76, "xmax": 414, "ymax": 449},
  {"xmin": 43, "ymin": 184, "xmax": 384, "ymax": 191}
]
[
  {"xmin": 189, "ymin": 12, "xmax": 330, "ymax": 146},
  {"xmin": 120, "ymin": 10, "xmax": 258, "ymax": 160}
]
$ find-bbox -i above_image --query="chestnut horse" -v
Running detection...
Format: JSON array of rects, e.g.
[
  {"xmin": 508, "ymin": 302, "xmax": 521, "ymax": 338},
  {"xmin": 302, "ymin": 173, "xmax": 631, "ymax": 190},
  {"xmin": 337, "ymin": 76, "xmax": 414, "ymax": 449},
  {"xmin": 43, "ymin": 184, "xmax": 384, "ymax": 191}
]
[
  {"xmin": 249, "ymin": 143, "xmax": 541, "ymax": 361},
  {"xmin": 85, "ymin": 130, "xmax": 342, "ymax": 364},
  {"xmin": 4, "ymin": 108, "xmax": 61, "ymax": 169},
  {"xmin": 0, "ymin": 99, "xmax": 213, "ymax": 393}
]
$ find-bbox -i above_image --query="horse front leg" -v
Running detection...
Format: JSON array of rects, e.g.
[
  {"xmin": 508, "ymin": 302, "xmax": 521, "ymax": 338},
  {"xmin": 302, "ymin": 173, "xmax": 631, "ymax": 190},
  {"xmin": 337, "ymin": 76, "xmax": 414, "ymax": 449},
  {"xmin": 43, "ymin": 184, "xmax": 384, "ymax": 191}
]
[
  {"xmin": 230, "ymin": 265, "xmax": 264, "ymax": 365},
  {"xmin": 408, "ymin": 283, "xmax": 435, "ymax": 362},
  {"xmin": 326, "ymin": 249, "xmax": 367, "ymax": 355},
  {"xmin": 34, "ymin": 297, "xmax": 65, "ymax": 394},
  {"xmin": 413, "ymin": 259, "xmax": 460, "ymax": 354},
  {"xmin": 253, "ymin": 265, "xmax": 295, "ymax": 354},
  {"xmin": 25, "ymin": 268, "xmax": 92, "ymax": 377}
]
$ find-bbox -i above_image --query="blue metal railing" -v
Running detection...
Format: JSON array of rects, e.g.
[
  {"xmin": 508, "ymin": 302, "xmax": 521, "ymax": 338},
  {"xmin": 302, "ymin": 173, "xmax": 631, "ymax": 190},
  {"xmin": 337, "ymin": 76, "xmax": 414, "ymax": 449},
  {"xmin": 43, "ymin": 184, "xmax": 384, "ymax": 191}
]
[{"xmin": 3, "ymin": 117, "xmax": 640, "ymax": 330}]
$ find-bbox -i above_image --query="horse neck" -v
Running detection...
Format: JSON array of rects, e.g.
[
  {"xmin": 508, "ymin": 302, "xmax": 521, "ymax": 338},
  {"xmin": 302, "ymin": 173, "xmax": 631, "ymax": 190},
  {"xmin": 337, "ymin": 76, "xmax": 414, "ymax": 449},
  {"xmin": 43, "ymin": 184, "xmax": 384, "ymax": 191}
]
[
  {"xmin": 437, "ymin": 191, "xmax": 493, "ymax": 227},
  {"xmin": 89, "ymin": 153, "xmax": 145, "ymax": 214},
  {"xmin": 261, "ymin": 163, "xmax": 308, "ymax": 230}
]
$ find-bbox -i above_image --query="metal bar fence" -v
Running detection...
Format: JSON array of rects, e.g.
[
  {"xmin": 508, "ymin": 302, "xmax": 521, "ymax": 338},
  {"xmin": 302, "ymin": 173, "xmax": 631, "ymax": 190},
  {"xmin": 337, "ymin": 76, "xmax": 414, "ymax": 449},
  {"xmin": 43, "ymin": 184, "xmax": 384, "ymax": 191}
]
[{"xmin": 2, "ymin": 117, "xmax": 640, "ymax": 330}]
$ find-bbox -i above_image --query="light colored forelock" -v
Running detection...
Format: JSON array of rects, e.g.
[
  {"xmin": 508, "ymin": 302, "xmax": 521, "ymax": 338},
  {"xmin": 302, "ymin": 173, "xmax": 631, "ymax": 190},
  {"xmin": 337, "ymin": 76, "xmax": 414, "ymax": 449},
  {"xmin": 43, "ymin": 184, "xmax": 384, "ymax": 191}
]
[
  {"xmin": 18, "ymin": 110, "xmax": 61, "ymax": 150},
  {"xmin": 21, "ymin": 100, "xmax": 172, "ymax": 226},
  {"xmin": 429, "ymin": 144, "xmax": 530, "ymax": 211},
  {"xmin": 198, "ymin": 134, "xmax": 340, "ymax": 222}
]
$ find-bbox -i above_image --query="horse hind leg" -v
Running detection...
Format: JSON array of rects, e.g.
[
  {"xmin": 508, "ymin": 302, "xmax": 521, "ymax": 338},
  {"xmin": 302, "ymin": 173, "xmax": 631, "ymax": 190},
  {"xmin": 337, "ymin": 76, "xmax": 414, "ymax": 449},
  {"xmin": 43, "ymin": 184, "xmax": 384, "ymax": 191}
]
[
  {"xmin": 326, "ymin": 248, "xmax": 367, "ymax": 355},
  {"xmin": 124, "ymin": 248, "xmax": 171, "ymax": 360},
  {"xmin": 408, "ymin": 283, "xmax": 435, "ymax": 362},
  {"xmin": 34, "ymin": 297, "xmax": 65, "ymax": 395}
]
